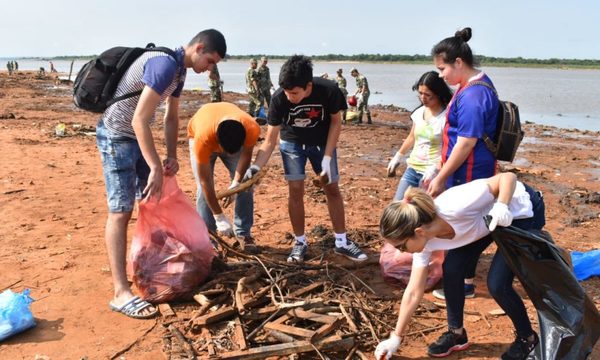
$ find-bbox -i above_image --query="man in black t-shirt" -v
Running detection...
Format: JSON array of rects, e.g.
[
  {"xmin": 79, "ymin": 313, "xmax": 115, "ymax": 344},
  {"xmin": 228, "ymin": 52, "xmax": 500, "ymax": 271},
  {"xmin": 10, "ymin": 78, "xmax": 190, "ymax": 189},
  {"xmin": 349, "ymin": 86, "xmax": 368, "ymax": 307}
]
[{"xmin": 243, "ymin": 55, "xmax": 367, "ymax": 263}]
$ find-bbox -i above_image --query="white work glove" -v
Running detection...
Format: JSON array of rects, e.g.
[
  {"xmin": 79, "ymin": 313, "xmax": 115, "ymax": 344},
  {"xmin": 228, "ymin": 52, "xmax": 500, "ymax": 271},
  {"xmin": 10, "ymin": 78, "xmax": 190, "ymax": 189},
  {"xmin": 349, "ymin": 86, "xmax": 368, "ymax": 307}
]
[
  {"xmin": 487, "ymin": 202, "xmax": 513, "ymax": 231},
  {"xmin": 320, "ymin": 155, "xmax": 333, "ymax": 185},
  {"xmin": 221, "ymin": 180, "xmax": 239, "ymax": 208},
  {"xmin": 374, "ymin": 333, "xmax": 402, "ymax": 360},
  {"xmin": 420, "ymin": 164, "xmax": 439, "ymax": 188},
  {"xmin": 387, "ymin": 152, "xmax": 406, "ymax": 177},
  {"xmin": 213, "ymin": 213, "xmax": 234, "ymax": 237},
  {"xmin": 242, "ymin": 164, "xmax": 261, "ymax": 183}
]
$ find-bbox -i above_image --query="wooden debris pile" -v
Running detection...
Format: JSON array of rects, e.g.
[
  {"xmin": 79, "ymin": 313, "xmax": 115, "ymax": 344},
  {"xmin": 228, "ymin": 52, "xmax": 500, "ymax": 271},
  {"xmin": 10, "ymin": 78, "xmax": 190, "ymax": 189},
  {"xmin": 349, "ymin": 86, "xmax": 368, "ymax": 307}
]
[{"xmin": 154, "ymin": 232, "xmax": 459, "ymax": 360}]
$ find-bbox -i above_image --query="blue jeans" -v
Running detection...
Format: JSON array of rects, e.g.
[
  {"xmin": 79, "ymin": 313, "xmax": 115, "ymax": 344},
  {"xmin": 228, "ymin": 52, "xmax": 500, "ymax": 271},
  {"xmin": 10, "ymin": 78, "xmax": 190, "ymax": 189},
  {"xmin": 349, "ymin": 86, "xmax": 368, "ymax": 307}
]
[
  {"xmin": 445, "ymin": 185, "xmax": 545, "ymax": 338},
  {"xmin": 189, "ymin": 140, "xmax": 253, "ymax": 236},
  {"xmin": 279, "ymin": 140, "xmax": 339, "ymax": 182},
  {"xmin": 96, "ymin": 120, "xmax": 149, "ymax": 213},
  {"xmin": 393, "ymin": 167, "xmax": 423, "ymax": 201}
]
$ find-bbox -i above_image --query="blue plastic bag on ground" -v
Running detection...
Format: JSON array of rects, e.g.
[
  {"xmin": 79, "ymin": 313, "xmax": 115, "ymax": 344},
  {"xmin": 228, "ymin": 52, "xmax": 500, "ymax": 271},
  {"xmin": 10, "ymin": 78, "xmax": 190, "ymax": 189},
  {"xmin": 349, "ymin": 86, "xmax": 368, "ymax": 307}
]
[
  {"xmin": 0, "ymin": 289, "xmax": 36, "ymax": 341},
  {"xmin": 571, "ymin": 249, "xmax": 600, "ymax": 281}
]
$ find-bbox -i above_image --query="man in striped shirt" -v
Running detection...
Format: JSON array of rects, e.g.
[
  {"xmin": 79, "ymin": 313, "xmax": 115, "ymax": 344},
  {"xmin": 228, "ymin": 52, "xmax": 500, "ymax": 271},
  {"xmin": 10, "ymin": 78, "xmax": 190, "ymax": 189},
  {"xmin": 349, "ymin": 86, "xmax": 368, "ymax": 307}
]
[{"xmin": 97, "ymin": 29, "xmax": 226, "ymax": 319}]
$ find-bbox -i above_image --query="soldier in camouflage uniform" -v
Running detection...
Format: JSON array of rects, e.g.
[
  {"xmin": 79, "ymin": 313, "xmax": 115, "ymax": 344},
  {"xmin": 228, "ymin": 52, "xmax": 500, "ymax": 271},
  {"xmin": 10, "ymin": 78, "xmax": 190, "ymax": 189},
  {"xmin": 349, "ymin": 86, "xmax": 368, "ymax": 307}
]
[
  {"xmin": 335, "ymin": 69, "xmax": 348, "ymax": 123},
  {"xmin": 350, "ymin": 68, "xmax": 371, "ymax": 124},
  {"xmin": 257, "ymin": 56, "xmax": 274, "ymax": 110},
  {"xmin": 246, "ymin": 58, "xmax": 262, "ymax": 117},
  {"xmin": 208, "ymin": 64, "xmax": 223, "ymax": 102}
]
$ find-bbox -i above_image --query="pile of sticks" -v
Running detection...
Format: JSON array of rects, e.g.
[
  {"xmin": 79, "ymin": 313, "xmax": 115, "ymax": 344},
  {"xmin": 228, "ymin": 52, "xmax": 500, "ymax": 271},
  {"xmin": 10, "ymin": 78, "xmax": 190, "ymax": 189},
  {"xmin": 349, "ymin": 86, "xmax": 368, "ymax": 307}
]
[{"xmin": 153, "ymin": 231, "xmax": 455, "ymax": 360}]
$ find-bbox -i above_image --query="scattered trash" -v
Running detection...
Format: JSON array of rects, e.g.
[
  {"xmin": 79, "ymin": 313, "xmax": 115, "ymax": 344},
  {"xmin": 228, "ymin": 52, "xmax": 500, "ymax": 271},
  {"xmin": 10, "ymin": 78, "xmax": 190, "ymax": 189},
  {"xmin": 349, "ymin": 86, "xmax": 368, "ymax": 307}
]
[
  {"xmin": 571, "ymin": 249, "xmax": 600, "ymax": 281},
  {"xmin": 55, "ymin": 123, "xmax": 66, "ymax": 137}
]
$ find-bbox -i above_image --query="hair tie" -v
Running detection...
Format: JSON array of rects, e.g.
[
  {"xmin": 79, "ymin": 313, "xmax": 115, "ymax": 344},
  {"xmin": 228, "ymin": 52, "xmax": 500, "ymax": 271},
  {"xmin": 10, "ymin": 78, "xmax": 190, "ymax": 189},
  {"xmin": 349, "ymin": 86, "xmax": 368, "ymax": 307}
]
[{"xmin": 403, "ymin": 196, "xmax": 412, "ymax": 204}]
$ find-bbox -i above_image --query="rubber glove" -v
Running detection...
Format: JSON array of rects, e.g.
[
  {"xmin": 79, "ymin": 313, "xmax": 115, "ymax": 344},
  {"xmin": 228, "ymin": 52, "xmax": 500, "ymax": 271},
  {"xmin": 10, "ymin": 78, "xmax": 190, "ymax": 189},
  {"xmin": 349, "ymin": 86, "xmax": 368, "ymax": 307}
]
[
  {"xmin": 320, "ymin": 155, "xmax": 333, "ymax": 185},
  {"xmin": 213, "ymin": 213, "xmax": 234, "ymax": 237},
  {"xmin": 420, "ymin": 164, "xmax": 439, "ymax": 188},
  {"xmin": 242, "ymin": 164, "xmax": 261, "ymax": 183},
  {"xmin": 374, "ymin": 333, "xmax": 402, "ymax": 360},
  {"xmin": 387, "ymin": 152, "xmax": 406, "ymax": 177},
  {"xmin": 487, "ymin": 202, "xmax": 513, "ymax": 231},
  {"xmin": 221, "ymin": 180, "xmax": 239, "ymax": 208}
]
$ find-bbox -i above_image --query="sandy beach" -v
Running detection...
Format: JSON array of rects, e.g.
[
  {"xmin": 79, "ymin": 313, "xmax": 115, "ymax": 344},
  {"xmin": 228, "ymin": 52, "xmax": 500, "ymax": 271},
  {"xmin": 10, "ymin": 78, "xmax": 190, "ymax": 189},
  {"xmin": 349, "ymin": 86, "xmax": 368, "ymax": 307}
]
[{"xmin": 0, "ymin": 71, "xmax": 599, "ymax": 359}]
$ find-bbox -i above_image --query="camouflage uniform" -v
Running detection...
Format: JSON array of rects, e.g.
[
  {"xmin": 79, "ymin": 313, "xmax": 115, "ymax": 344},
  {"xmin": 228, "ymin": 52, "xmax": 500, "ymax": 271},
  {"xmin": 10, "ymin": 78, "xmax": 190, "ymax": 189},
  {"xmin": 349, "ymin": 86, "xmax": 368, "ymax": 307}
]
[
  {"xmin": 256, "ymin": 59, "xmax": 273, "ymax": 108},
  {"xmin": 208, "ymin": 64, "xmax": 223, "ymax": 102},
  {"xmin": 6, "ymin": 61, "xmax": 13, "ymax": 75},
  {"xmin": 352, "ymin": 70, "xmax": 371, "ymax": 124},
  {"xmin": 246, "ymin": 60, "xmax": 262, "ymax": 117},
  {"xmin": 336, "ymin": 71, "xmax": 348, "ymax": 123}
]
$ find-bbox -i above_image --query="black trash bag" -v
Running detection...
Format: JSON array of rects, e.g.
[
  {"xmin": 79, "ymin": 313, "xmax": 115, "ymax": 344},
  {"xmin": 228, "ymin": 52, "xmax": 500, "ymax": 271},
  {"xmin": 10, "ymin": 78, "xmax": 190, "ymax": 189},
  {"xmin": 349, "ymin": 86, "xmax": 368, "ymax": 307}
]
[{"xmin": 490, "ymin": 225, "xmax": 600, "ymax": 360}]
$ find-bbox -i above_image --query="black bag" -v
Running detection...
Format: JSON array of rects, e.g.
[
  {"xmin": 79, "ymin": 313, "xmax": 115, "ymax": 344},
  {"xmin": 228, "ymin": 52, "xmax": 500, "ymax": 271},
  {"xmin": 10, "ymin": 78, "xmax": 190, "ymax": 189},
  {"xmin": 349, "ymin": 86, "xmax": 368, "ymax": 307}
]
[
  {"xmin": 489, "ymin": 225, "xmax": 600, "ymax": 359},
  {"xmin": 73, "ymin": 44, "xmax": 175, "ymax": 113},
  {"xmin": 466, "ymin": 81, "xmax": 524, "ymax": 162}
]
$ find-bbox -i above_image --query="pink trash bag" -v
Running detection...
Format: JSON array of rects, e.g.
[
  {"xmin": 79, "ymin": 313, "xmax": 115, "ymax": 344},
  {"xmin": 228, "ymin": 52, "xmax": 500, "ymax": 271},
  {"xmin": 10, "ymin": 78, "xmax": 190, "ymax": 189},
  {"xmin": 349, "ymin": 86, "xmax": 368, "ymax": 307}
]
[
  {"xmin": 379, "ymin": 243, "xmax": 444, "ymax": 291},
  {"xmin": 129, "ymin": 176, "xmax": 215, "ymax": 303}
]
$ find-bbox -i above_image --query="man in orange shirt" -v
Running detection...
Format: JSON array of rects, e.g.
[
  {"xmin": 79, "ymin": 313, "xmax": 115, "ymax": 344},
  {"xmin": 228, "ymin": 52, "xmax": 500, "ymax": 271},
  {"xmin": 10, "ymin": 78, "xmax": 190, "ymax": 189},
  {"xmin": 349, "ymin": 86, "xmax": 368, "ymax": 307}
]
[{"xmin": 188, "ymin": 102, "xmax": 261, "ymax": 253}]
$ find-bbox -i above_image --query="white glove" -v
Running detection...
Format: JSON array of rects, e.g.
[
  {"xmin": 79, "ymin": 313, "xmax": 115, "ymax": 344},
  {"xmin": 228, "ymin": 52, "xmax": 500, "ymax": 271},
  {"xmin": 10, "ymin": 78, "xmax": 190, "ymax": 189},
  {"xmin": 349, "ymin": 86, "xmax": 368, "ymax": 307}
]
[
  {"xmin": 320, "ymin": 155, "xmax": 333, "ymax": 185},
  {"xmin": 387, "ymin": 152, "xmax": 406, "ymax": 177},
  {"xmin": 487, "ymin": 202, "xmax": 513, "ymax": 231},
  {"xmin": 221, "ymin": 180, "xmax": 239, "ymax": 208},
  {"xmin": 242, "ymin": 164, "xmax": 261, "ymax": 183},
  {"xmin": 213, "ymin": 213, "xmax": 234, "ymax": 237},
  {"xmin": 420, "ymin": 164, "xmax": 439, "ymax": 188},
  {"xmin": 374, "ymin": 333, "xmax": 402, "ymax": 360}
]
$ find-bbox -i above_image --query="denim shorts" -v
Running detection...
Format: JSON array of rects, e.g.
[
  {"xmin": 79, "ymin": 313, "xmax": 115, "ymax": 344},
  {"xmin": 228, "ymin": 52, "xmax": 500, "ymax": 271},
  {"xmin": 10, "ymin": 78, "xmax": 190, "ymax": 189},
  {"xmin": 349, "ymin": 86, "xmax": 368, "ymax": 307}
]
[
  {"xmin": 96, "ymin": 121, "xmax": 150, "ymax": 213},
  {"xmin": 279, "ymin": 140, "xmax": 339, "ymax": 182}
]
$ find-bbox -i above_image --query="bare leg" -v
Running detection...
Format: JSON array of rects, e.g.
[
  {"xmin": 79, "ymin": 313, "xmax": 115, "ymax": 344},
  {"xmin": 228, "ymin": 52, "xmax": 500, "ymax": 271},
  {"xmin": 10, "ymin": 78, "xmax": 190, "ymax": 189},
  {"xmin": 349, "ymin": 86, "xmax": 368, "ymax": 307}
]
[
  {"xmin": 287, "ymin": 180, "xmax": 305, "ymax": 236},
  {"xmin": 323, "ymin": 182, "xmax": 346, "ymax": 233}
]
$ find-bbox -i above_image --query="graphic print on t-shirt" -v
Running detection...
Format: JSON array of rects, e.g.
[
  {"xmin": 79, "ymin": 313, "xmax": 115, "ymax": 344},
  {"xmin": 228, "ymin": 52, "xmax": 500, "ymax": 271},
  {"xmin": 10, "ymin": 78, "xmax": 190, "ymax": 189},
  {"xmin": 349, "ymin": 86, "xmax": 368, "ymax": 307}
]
[{"xmin": 286, "ymin": 104, "xmax": 323, "ymax": 128}]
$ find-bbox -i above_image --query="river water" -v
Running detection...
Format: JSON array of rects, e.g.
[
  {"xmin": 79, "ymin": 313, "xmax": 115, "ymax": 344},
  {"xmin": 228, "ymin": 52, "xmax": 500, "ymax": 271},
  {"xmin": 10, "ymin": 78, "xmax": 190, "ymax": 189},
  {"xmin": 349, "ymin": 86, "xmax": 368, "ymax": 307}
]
[{"xmin": 4, "ymin": 58, "xmax": 600, "ymax": 131}]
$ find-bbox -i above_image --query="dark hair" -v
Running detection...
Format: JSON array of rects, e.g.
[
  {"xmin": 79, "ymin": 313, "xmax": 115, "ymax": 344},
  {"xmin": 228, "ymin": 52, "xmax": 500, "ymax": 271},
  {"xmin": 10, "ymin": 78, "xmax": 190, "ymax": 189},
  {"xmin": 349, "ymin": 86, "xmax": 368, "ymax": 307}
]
[
  {"xmin": 217, "ymin": 120, "xmax": 246, "ymax": 154},
  {"xmin": 431, "ymin": 27, "xmax": 478, "ymax": 68},
  {"xmin": 279, "ymin": 55, "xmax": 313, "ymax": 90},
  {"xmin": 412, "ymin": 71, "xmax": 453, "ymax": 107},
  {"xmin": 188, "ymin": 29, "xmax": 227, "ymax": 59}
]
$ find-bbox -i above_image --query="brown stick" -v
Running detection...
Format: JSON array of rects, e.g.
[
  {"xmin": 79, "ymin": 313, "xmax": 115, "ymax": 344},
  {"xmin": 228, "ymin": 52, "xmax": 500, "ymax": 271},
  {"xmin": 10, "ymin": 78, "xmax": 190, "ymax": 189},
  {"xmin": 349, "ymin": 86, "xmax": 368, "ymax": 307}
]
[
  {"xmin": 168, "ymin": 324, "xmax": 197, "ymax": 360},
  {"xmin": 216, "ymin": 167, "xmax": 267, "ymax": 199}
]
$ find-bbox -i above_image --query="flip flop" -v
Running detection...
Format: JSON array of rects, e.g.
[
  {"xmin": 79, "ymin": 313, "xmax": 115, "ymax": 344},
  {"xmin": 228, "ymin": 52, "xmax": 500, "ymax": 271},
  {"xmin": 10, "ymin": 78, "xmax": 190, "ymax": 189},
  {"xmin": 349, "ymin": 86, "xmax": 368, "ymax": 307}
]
[{"xmin": 109, "ymin": 296, "xmax": 158, "ymax": 319}]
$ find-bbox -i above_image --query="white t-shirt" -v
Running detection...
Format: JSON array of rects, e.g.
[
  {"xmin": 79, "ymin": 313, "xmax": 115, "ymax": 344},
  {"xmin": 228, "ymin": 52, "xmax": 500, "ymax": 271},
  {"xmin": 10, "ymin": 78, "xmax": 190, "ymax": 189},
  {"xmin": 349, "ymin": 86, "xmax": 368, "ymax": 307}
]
[
  {"xmin": 407, "ymin": 106, "xmax": 446, "ymax": 173},
  {"xmin": 412, "ymin": 179, "xmax": 533, "ymax": 267}
]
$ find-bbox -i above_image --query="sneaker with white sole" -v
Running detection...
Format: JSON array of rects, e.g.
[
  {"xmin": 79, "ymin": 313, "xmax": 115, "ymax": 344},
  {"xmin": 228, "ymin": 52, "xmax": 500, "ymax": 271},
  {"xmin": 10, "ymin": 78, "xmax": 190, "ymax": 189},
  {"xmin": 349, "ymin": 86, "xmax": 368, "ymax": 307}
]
[
  {"xmin": 427, "ymin": 329, "xmax": 469, "ymax": 357},
  {"xmin": 334, "ymin": 240, "xmax": 368, "ymax": 262},
  {"xmin": 432, "ymin": 284, "xmax": 475, "ymax": 300},
  {"xmin": 287, "ymin": 242, "xmax": 308, "ymax": 263}
]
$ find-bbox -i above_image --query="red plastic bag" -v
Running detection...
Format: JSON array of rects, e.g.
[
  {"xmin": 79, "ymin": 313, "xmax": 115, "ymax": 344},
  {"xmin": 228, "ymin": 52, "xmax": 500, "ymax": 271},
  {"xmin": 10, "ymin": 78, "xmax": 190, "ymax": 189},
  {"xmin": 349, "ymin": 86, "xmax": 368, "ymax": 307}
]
[
  {"xmin": 379, "ymin": 243, "xmax": 444, "ymax": 291},
  {"xmin": 129, "ymin": 176, "xmax": 215, "ymax": 303}
]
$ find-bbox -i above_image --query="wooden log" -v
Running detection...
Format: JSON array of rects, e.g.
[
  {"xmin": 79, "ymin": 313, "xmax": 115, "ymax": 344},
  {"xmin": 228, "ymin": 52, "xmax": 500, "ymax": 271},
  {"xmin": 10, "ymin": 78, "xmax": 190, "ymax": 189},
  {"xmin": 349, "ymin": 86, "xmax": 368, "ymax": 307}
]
[
  {"xmin": 217, "ymin": 335, "xmax": 354, "ymax": 359},
  {"xmin": 158, "ymin": 303, "xmax": 175, "ymax": 317},
  {"xmin": 233, "ymin": 316, "xmax": 248, "ymax": 351},
  {"xmin": 167, "ymin": 324, "xmax": 196, "ymax": 360},
  {"xmin": 263, "ymin": 322, "xmax": 315, "ymax": 339},
  {"xmin": 216, "ymin": 167, "xmax": 267, "ymax": 199},
  {"xmin": 200, "ymin": 328, "xmax": 216, "ymax": 357},
  {"xmin": 193, "ymin": 305, "xmax": 236, "ymax": 326},
  {"xmin": 268, "ymin": 329, "xmax": 296, "ymax": 343}
]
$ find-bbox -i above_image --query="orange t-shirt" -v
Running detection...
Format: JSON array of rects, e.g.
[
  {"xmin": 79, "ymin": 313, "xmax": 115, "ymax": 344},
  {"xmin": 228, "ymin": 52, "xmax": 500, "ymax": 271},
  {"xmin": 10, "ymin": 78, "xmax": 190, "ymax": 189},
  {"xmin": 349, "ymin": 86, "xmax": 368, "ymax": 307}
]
[{"xmin": 187, "ymin": 102, "xmax": 261, "ymax": 164}]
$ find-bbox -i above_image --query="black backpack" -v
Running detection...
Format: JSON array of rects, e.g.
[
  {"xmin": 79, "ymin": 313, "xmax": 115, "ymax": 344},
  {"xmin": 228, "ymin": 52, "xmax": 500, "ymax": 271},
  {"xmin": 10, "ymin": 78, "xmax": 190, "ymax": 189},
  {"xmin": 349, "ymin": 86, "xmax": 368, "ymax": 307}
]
[
  {"xmin": 73, "ymin": 44, "xmax": 176, "ymax": 113},
  {"xmin": 465, "ymin": 81, "xmax": 524, "ymax": 162}
]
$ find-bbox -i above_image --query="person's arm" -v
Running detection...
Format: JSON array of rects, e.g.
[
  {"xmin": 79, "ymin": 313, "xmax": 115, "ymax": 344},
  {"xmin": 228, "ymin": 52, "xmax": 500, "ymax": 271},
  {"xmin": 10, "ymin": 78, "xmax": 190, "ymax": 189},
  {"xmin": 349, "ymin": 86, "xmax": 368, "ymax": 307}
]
[
  {"xmin": 198, "ymin": 162, "xmax": 222, "ymax": 215},
  {"xmin": 253, "ymin": 125, "xmax": 280, "ymax": 168},
  {"xmin": 162, "ymin": 96, "xmax": 180, "ymax": 176},
  {"xmin": 234, "ymin": 146, "xmax": 254, "ymax": 182},
  {"xmin": 398, "ymin": 122, "xmax": 416, "ymax": 156},
  {"xmin": 375, "ymin": 263, "xmax": 429, "ymax": 358},
  {"xmin": 131, "ymin": 86, "xmax": 163, "ymax": 200},
  {"xmin": 486, "ymin": 172, "xmax": 517, "ymax": 204},
  {"xmin": 427, "ymin": 136, "xmax": 477, "ymax": 197},
  {"xmin": 324, "ymin": 111, "xmax": 342, "ymax": 157}
]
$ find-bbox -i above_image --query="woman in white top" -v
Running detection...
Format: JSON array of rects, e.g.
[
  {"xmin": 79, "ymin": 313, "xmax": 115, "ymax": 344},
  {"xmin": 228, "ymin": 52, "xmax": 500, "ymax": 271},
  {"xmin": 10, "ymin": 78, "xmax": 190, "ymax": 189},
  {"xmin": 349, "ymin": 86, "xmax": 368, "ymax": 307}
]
[
  {"xmin": 386, "ymin": 71, "xmax": 453, "ymax": 200},
  {"xmin": 375, "ymin": 172, "xmax": 545, "ymax": 360}
]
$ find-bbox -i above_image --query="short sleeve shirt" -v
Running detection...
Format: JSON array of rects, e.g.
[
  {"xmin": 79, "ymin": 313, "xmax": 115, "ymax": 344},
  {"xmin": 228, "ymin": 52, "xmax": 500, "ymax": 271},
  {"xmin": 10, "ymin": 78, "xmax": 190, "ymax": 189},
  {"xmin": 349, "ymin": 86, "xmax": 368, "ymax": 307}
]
[
  {"xmin": 442, "ymin": 73, "xmax": 499, "ymax": 187},
  {"xmin": 268, "ymin": 77, "xmax": 347, "ymax": 146},
  {"xmin": 407, "ymin": 106, "xmax": 446, "ymax": 173},
  {"xmin": 187, "ymin": 102, "xmax": 261, "ymax": 164}
]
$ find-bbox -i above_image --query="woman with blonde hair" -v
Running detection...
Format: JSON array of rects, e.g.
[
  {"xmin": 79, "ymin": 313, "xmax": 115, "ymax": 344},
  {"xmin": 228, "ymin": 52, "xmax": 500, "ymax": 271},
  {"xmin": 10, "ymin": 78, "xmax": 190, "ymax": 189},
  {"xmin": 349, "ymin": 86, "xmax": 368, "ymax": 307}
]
[{"xmin": 375, "ymin": 172, "xmax": 545, "ymax": 359}]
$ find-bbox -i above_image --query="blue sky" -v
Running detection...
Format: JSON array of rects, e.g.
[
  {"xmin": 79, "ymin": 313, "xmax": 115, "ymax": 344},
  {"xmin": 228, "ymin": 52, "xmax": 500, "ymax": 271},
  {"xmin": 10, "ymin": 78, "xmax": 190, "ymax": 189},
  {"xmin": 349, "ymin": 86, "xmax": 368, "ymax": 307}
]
[{"xmin": 3, "ymin": 0, "xmax": 599, "ymax": 59}]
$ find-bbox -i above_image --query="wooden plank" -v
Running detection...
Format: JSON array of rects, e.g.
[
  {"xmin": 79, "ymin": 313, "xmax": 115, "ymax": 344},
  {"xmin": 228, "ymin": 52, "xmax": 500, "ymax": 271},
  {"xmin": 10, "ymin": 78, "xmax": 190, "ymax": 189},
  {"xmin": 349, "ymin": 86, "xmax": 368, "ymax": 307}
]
[
  {"xmin": 242, "ymin": 298, "xmax": 325, "ymax": 321},
  {"xmin": 200, "ymin": 328, "xmax": 216, "ymax": 357},
  {"xmin": 264, "ymin": 322, "xmax": 315, "ymax": 339},
  {"xmin": 217, "ymin": 335, "xmax": 355, "ymax": 360},
  {"xmin": 287, "ymin": 308, "xmax": 337, "ymax": 324},
  {"xmin": 158, "ymin": 303, "xmax": 176, "ymax": 317},
  {"xmin": 194, "ymin": 305, "xmax": 236, "ymax": 326},
  {"xmin": 312, "ymin": 315, "xmax": 344, "ymax": 341},
  {"xmin": 289, "ymin": 281, "xmax": 325, "ymax": 297},
  {"xmin": 233, "ymin": 316, "xmax": 248, "ymax": 351},
  {"xmin": 339, "ymin": 304, "xmax": 358, "ymax": 332},
  {"xmin": 268, "ymin": 329, "xmax": 296, "ymax": 343}
]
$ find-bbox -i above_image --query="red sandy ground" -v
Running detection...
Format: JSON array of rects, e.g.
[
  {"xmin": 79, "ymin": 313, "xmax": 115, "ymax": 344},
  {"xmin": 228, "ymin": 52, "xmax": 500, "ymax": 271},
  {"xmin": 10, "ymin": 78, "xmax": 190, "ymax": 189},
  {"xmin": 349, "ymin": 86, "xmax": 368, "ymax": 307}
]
[{"xmin": 0, "ymin": 72, "xmax": 599, "ymax": 359}]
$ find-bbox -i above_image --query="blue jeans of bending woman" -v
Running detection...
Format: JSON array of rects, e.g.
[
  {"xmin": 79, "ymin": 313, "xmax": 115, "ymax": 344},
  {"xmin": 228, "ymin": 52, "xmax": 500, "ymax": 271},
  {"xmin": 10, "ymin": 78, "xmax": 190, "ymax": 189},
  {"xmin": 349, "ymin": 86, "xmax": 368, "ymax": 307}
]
[{"xmin": 444, "ymin": 185, "xmax": 545, "ymax": 338}]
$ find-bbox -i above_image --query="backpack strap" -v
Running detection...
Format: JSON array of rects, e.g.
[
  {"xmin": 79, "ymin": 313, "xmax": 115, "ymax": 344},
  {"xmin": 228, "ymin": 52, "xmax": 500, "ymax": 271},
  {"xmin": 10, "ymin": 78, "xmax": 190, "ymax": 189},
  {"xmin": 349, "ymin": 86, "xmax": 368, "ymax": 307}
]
[
  {"xmin": 458, "ymin": 80, "xmax": 499, "ymax": 153},
  {"xmin": 106, "ymin": 46, "xmax": 179, "ymax": 108}
]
